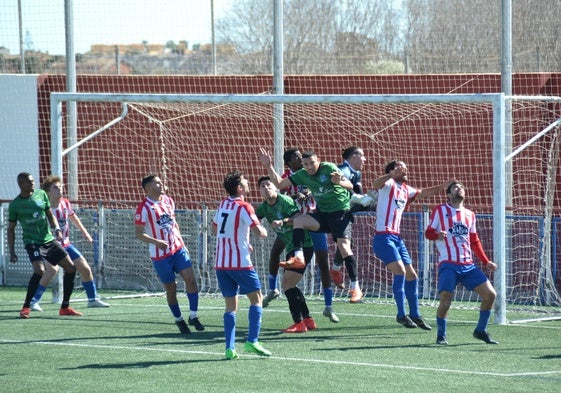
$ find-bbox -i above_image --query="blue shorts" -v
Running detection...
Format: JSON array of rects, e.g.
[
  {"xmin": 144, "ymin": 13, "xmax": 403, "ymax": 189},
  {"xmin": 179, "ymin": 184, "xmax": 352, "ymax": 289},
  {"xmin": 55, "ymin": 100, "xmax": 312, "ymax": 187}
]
[
  {"xmin": 372, "ymin": 233, "xmax": 412, "ymax": 265},
  {"xmin": 64, "ymin": 244, "xmax": 83, "ymax": 261},
  {"xmin": 216, "ymin": 268, "xmax": 261, "ymax": 297},
  {"xmin": 152, "ymin": 248, "xmax": 192, "ymax": 284},
  {"xmin": 310, "ymin": 231, "xmax": 328, "ymax": 252},
  {"xmin": 438, "ymin": 263, "xmax": 488, "ymax": 293}
]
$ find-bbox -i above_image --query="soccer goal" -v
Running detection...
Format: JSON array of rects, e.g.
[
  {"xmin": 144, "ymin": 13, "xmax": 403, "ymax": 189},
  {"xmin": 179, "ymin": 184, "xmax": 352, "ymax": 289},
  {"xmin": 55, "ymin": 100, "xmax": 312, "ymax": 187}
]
[{"xmin": 48, "ymin": 92, "xmax": 561, "ymax": 324}]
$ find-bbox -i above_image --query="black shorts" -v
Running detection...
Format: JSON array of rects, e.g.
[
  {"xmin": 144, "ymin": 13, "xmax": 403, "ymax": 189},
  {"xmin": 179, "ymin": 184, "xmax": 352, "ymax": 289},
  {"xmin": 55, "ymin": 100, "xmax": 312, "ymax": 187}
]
[
  {"xmin": 25, "ymin": 241, "xmax": 69, "ymax": 266},
  {"xmin": 309, "ymin": 210, "xmax": 353, "ymax": 240}
]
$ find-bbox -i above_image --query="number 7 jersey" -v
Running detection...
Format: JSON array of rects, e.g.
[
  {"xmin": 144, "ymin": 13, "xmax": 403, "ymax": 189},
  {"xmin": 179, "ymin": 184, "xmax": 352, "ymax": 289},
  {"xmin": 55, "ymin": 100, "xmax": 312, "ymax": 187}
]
[{"xmin": 212, "ymin": 196, "xmax": 261, "ymax": 270}]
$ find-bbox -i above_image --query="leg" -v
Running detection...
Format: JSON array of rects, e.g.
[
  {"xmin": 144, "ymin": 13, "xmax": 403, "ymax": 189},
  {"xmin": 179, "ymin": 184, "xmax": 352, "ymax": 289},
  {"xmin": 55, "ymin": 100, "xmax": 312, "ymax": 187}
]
[
  {"xmin": 73, "ymin": 256, "xmax": 108, "ymax": 306},
  {"xmin": 224, "ymin": 295, "xmax": 239, "ymax": 352},
  {"xmin": 263, "ymin": 237, "xmax": 285, "ymax": 307},
  {"xmin": 436, "ymin": 290, "xmax": 453, "ymax": 344},
  {"xmin": 31, "ymin": 262, "xmax": 58, "ymax": 309},
  {"xmin": 244, "ymin": 290, "xmax": 271, "ymax": 356},
  {"xmin": 473, "ymin": 281, "xmax": 497, "ymax": 334}
]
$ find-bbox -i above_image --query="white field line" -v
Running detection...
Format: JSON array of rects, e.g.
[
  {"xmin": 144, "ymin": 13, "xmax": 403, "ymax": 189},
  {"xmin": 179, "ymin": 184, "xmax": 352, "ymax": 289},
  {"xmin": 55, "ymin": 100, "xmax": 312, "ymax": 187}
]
[{"xmin": 1, "ymin": 338, "xmax": 560, "ymax": 378}]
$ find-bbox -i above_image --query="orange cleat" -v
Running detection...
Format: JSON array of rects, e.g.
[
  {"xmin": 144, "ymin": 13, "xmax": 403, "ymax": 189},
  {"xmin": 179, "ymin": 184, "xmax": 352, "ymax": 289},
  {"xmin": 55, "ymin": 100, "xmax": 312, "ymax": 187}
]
[
  {"xmin": 19, "ymin": 307, "xmax": 31, "ymax": 319},
  {"xmin": 330, "ymin": 268, "xmax": 345, "ymax": 289},
  {"xmin": 349, "ymin": 288, "xmax": 364, "ymax": 303},
  {"xmin": 282, "ymin": 320, "xmax": 308, "ymax": 333},
  {"xmin": 303, "ymin": 317, "xmax": 317, "ymax": 330},
  {"xmin": 279, "ymin": 256, "xmax": 306, "ymax": 270},
  {"xmin": 59, "ymin": 307, "xmax": 83, "ymax": 316}
]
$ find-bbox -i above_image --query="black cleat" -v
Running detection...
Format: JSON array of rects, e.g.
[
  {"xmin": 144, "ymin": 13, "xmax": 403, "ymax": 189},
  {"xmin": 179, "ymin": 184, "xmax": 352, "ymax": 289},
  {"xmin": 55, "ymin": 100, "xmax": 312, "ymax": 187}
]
[
  {"xmin": 188, "ymin": 317, "xmax": 205, "ymax": 331},
  {"xmin": 473, "ymin": 329, "xmax": 498, "ymax": 344},
  {"xmin": 396, "ymin": 315, "xmax": 417, "ymax": 328},
  {"xmin": 436, "ymin": 336, "xmax": 449, "ymax": 345},
  {"xmin": 176, "ymin": 319, "xmax": 191, "ymax": 334},
  {"xmin": 409, "ymin": 315, "xmax": 432, "ymax": 330}
]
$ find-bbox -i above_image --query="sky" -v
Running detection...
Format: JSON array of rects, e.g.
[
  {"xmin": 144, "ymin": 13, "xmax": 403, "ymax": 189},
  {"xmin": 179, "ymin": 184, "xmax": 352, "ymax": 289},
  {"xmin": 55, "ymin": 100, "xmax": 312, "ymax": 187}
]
[{"xmin": 0, "ymin": 0, "xmax": 233, "ymax": 55}]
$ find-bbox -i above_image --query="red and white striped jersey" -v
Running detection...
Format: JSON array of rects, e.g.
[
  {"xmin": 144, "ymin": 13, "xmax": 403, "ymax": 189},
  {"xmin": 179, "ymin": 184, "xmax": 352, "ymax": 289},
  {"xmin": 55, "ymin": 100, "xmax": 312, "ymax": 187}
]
[
  {"xmin": 135, "ymin": 195, "xmax": 184, "ymax": 260},
  {"xmin": 375, "ymin": 178, "xmax": 419, "ymax": 234},
  {"xmin": 281, "ymin": 168, "xmax": 316, "ymax": 213},
  {"xmin": 426, "ymin": 203, "xmax": 477, "ymax": 265},
  {"xmin": 212, "ymin": 196, "xmax": 260, "ymax": 270},
  {"xmin": 51, "ymin": 197, "xmax": 74, "ymax": 247}
]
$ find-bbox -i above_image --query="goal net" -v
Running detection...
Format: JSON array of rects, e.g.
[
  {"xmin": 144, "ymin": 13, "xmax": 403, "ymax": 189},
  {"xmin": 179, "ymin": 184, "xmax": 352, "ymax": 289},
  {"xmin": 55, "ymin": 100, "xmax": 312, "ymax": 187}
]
[{"xmin": 47, "ymin": 92, "xmax": 561, "ymax": 322}]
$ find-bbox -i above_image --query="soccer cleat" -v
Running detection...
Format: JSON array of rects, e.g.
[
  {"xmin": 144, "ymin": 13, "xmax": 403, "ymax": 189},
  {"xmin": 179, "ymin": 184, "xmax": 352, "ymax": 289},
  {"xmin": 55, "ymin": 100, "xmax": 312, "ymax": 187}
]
[
  {"xmin": 396, "ymin": 315, "xmax": 417, "ymax": 328},
  {"xmin": 87, "ymin": 299, "xmax": 110, "ymax": 308},
  {"xmin": 303, "ymin": 317, "xmax": 317, "ymax": 330},
  {"xmin": 330, "ymin": 268, "xmax": 345, "ymax": 289},
  {"xmin": 30, "ymin": 301, "xmax": 43, "ymax": 312},
  {"xmin": 225, "ymin": 348, "xmax": 239, "ymax": 360},
  {"xmin": 279, "ymin": 256, "xmax": 306, "ymax": 270},
  {"xmin": 176, "ymin": 319, "xmax": 191, "ymax": 334},
  {"xmin": 19, "ymin": 307, "xmax": 31, "ymax": 319},
  {"xmin": 59, "ymin": 307, "xmax": 83, "ymax": 316},
  {"xmin": 244, "ymin": 341, "xmax": 272, "ymax": 357},
  {"xmin": 188, "ymin": 317, "xmax": 205, "ymax": 331},
  {"xmin": 409, "ymin": 315, "xmax": 432, "ymax": 330},
  {"xmin": 282, "ymin": 320, "xmax": 308, "ymax": 333},
  {"xmin": 473, "ymin": 329, "xmax": 499, "ymax": 344},
  {"xmin": 436, "ymin": 336, "xmax": 449, "ymax": 345},
  {"xmin": 349, "ymin": 288, "xmax": 364, "ymax": 303},
  {"xmin": 323, "ymin": 307, "xmax": 340, "ymax": 323},
  {"xmin": 262, "ymin": 288, "xmax": 280, "ymax": 308}
]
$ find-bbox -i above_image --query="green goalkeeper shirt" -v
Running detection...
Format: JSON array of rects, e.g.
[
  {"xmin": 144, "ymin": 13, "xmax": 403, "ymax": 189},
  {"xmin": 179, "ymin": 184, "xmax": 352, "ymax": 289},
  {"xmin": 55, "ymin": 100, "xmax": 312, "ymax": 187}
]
[
  {"xmin": 8, "ymin": 189, "xmax": 55, "ymax": 245},
  {"xmin": 256, "ymin": 193, "xmax": 312, "ymax": 254},
  {"xmin": 289, "ymin": 162, "xmax": 351, "ymax": 213}
]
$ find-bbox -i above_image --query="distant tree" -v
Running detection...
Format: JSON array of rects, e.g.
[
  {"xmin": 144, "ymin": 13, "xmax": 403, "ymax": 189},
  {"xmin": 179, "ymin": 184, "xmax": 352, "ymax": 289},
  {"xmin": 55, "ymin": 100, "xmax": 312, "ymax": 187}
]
[
  {"xmin": 216, "ymin": 0, "xmax": 404, "ymax": 74},
  {"xmin": 403, "ymin": 0, "xmax": 561, "ymax": 73}
]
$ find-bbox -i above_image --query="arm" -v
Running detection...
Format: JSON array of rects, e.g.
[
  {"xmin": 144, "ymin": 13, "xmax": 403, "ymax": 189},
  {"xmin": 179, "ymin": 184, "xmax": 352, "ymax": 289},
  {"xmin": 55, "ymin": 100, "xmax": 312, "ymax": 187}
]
[
  {"xmin": 251, "ymin": 223, "xmax": 268, "ymax": 238},
  {"xmin": 425, "ymin": 226, "xmax": 447, "ymax": 241},
  {"xmin": 135, "ymin": 224, "xmax": 168, "ymax": 251},
  {"xmin": 469, "ymin": 232, "xmax": 496, "ymax": 271},
  {"xmin": 417, "ymin": 179, "xmax": 456, "ymax": 199},
  {"xmin": 7, "ymin": 221, "xmax": 17, "ymax": 263},
  {"xmin": 69, "ymin": 213, "xmax": 93, "ymax": 243},
  {"xmin": 331, "ymin": 171, "xmax": 353, "ymax": 190},
  {"xmin": 45, "ymin": 208, "xmax": 63, "ymax": 242},
  {"xmin": 259, "ymin": 148, "xmax": 293, "ymax": 190},
  {"xmin": 370, "ymin": 173, "xmax": 391, "ymax": 190}
]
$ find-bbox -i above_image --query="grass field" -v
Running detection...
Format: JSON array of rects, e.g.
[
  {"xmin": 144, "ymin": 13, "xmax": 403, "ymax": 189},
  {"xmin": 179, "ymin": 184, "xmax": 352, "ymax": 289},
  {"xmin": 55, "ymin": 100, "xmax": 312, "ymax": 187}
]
[{"xmin": 1, "ymin": 287, "xmax": 560, "ymax": 393}]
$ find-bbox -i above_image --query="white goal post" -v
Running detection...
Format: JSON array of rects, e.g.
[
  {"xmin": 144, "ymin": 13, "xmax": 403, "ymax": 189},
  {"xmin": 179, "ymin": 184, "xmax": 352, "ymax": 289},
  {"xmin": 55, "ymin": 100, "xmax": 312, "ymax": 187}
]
[{"xmin": 49, "ymin": 92, "xmax": 561, "ymax": 324}]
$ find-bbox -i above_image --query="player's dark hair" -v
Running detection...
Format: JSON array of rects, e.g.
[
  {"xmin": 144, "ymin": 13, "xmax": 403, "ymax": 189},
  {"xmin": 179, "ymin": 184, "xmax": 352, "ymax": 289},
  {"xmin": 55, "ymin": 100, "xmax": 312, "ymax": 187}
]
[
  {"xmin": 257, "ymin": 176, "xmax": 271, "ymax": 186},
  {"xmin": 301, "ymin": 150, "xmax": 316, "ymax": 159},
  {"xmin": 446, "ymin": 181, "xmax": 465, "ymax": 194},
  {"xmin": 283, "ymin": 148, "xmax": 299, "ymax": 165},
  {"xmin": 342, "ymin": 146, "xmax": 361, "ymax": 160},
  {"xmin": 42, "ymin": 175, "xmax": 62, "ymax": 192},
  {"xmin": 384, "ymin": 160, "xmax": 400, "ymax": 174},
  {"xmin": 17, "ymin": 172, "xmax": 31, "ymax": 184},
  {"xmin": 224, "ymin": 170, "xmax": 244, "ymax": 196},
  {"xmin": 141, "ymin": 174, "xmax": 158, "ymax": 189}
]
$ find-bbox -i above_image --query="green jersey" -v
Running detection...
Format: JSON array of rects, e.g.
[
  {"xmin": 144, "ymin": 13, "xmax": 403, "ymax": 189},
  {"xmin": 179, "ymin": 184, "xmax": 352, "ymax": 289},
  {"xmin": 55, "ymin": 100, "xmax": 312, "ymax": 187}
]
[
  {"xmin": 289, "ymin": 162, "xmax": 350, "ymax": 212},
  {"xmin": 8, "ymin": 189, "xmax": 55, "ymax": 245},
  {"xmin": 256, "ymin": 193, "xmax": 312, "ymax": 254}
]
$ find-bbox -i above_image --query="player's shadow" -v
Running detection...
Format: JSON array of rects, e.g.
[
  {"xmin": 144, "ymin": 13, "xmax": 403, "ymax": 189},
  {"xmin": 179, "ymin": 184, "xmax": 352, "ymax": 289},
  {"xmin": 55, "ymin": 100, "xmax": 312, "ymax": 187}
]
[{"xmin": 59, "ymin": 359, "xmax": 218, "ymax": 370}]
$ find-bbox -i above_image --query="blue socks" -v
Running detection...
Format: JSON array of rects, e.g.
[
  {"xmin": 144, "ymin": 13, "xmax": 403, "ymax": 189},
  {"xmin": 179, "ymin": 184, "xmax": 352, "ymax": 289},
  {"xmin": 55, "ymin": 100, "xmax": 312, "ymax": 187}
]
[
  {"xmin": 393, "ymin": 275, "xmax": 406, "ymax": 317},
  {"xmin": 224, "ymin": 311, "xmax": 236, "ymax": 350},
  {"xmin": 476, "ymin": 310, "xmax": 491, "ymax": 332},
  {"xmin": 405, "ymin": 279, "xmax": 420, "ymax": 318},
  {"xmin": 247, "ymin": 304, "xmax": 263, "ymax": 343}
]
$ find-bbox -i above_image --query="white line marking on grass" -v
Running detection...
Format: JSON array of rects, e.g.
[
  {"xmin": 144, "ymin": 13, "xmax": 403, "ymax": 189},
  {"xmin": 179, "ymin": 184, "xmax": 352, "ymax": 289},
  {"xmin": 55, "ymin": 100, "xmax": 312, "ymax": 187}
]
[{"xmin": 2, "ymin": 339, "xmax": 560, "ymax": 378}]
